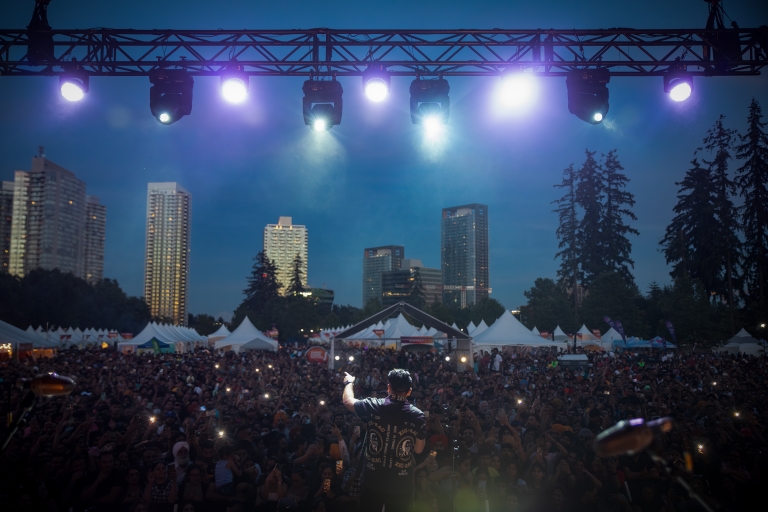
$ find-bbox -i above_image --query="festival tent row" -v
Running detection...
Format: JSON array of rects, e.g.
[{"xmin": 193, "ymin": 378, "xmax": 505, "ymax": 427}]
[
  {"xmin": 26, "ymin": 325, "xmax": 128, "ymax": 348},
  {"xmin": 0, "ymin": 319, "xmax": 59, "ymax": 359},
  {"xmin": 117, "ymin": 322, "xmax": 207, "ymax": 354},
  {"xmin": 214, "ymin": 317, "xmax": 278, "ymax": 353},
  {"xmin": 717, "ymin": 328, "xmax": 765, "ymax": 356}
]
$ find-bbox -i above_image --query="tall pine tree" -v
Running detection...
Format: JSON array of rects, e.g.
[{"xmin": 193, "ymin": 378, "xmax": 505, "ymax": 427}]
[
  {"xmin": 660, "ymin": 159, "xmax": 720, "ymax": 294},
  {"xmin": 735, "ymin": 99, "xmax": 768, "ymax": 305},
  {"xmin": 575, "ymin": 149, "xmax": 605, "ymax": 285},
  {"xmin": 407, "ymin": 268, "xmax": 427, "ymax": 310},
  {"xmin": 699, "ymin": 115, "xmax": 740, "ymax": 325},
  {"xmin": 287, "ymin": 253, "xmax": 306, "ymax": 296},
  {"xmin": 242, "ymin": 251, "xmax": 282, "ymax": 309},
  {"xmin": 553, "ymin": 164, "xmax": 581, "ymax": 309},
  {"xmin": 600, "ymin": 150, "xmax": 639, "ymax": 285}
]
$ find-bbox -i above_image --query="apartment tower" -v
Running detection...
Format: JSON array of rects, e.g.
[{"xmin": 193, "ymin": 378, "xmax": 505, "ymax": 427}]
[
  {"xmin": 263, "ymin": 216, "xmax": 308, "ymax": 294},
  {"xmin": 441, "ymin": 203, "xmax": 489, "ymax": 307},
  {"xmin": 144, "ymin": 182, "xmax": 192, "ymax": 326}
]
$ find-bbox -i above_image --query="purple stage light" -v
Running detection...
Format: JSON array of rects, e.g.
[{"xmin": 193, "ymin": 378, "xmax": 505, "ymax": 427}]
[
  {"xmin": 364, "ymin": 78, "xmax": 389, "ymax": 102},
  {"xmin": 499, "ymin": 74, "xmax": 535, "ymax": 108},
  {"xmin": 222, "ymin": 77, "xmax": 248, "ymax": 104},
  {"xmin": 669, "ymin": 82, "xmax": 692, "ymax": 102}
]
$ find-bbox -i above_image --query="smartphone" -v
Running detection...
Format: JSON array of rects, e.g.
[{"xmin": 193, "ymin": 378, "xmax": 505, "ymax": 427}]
[
  {"xmin": 335, "ymin": 460, "xmax": 343, "ymax": 474},
  {"xmin": 323, "ymin": 478, "xmax": 331, "ymax": 492}
]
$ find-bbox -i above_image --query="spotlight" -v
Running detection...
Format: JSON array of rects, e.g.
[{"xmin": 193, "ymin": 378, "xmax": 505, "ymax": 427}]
[
  {"xmin": 423, "ymin": 113, "xmax": 445, "ymax": 138},
  {"xmin": 498, "ymin": 69, "xmax": 535, "ymax": 108},
  {"xmin": 303, "ymin": 79, "xmax": 343, "ymax": 130},
  {"xmin": 664, "ymin": 69, "xmax": 693, "ymax": 102},
  {"xmin": 59, "ymin": 74, "xmax": 89, "ymax": 102},
  {"xmin": 362, "ymin": 65, "xmax": 390, "ymax": 102},
  {"xmin": 221, "ymin": 66, "xmax": 248, "ymax": 104},
  {"xmin": 149, "ymin": 69, "xmax": 194, "ymax": 125},
  {"xmin": 410, "ymin": 78, "xmax": 450, "ymax": 127},
  {"xmin": 566, "ymin": 69, "xmax": 610, "ymax": 124}
]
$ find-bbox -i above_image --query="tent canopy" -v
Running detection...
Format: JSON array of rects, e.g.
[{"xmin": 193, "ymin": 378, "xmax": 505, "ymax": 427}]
[
  {"xmin": 214, "ymin": 316, "xmax": 277, "ymax": 352},
  {"xmin": 727, "ymin": 328, "xmax": 761, "ymax": 345},
  {"xmin": 1, "ymin": 319, "xmax": 59, "ymax": 349},
  {"xmin": 553, "ymin": 326, "xmax": 570, "ymax": 342},
  {"xmin": 473, "ymin": 311, "xmax": 560, "ymax": 348},
  {"xmin": 576, "ymin": 324, "xmax": 599, "ymax": 341}
]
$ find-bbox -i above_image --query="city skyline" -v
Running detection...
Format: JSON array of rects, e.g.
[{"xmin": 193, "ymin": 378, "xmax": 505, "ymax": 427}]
[
  {"xmin": 0, "ymin": 1, "xmax": 766, "ymax": 319},
  {"xmin": 263, "ymin": 216, "xmax": 308, "ymax": 295}
]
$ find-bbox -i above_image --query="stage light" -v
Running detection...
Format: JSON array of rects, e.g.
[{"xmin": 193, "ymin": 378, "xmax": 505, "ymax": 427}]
[
  {"xmin": 566, "ymin": 69, "xmax": 610, "ymax": 124},
  {"xmin": 60, "ymin": 75, "xmax": 88, "ymax": 102},
  {"xmin": 303, "ymin": 79, "xmax": 343, "ymax": 130},
  {"xmin": 222, "ymin": 78, "xmax": 247, "ymax": 103},
  {"xmin": 423, "ymin": 113, "xmax": 445, "ymax": 138},
  {"xmin": 362, "ymin": 65, "xmax": 390, "ymax": 102},
  {"xmin": 410, "ymin": 78, "xmax": 450, "ymax": 127},
  {"xmin": 664, "ymin": 69, "xmax": 693, "ymax": 102},
  {"xmin": 499, "ymin": 71, "xmax": 535, "ymax": 108},
  {"xmin": 149, "ymin": 69, "xmax": 194, "ymax": 125}
]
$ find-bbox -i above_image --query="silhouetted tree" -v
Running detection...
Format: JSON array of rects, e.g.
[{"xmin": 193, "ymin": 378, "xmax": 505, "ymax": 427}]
[
  {"xmin": 287, "ymin": 253, "xmax": 306, "ymax": 296},
  {"xmin": 553, "ymin": 163, "xmax": 581, "ymax": 310},
  {"xmin": 600, "ymin": 150, "xmax": 639, "ymax": 285},
  {"xmin": 407, "ymin": 268, "xmax": 427, "ymax": 310},
  {"xmin": 522, "ymin": 278, "xmax": 577, "ymax": 333},
  {"xmin": 575, "ymin": 150, "xmax": 605, "ymax": 285}
]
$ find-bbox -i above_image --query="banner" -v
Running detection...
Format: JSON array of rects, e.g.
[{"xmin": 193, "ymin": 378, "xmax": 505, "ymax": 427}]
[
  {"xmin": 614, "ymin": 321, "xmax": 627, "ymax": 346},
  {"xmin": 592, "ymin": 329, "xmax": 602, "ymax": 339},
  {"xmin": 305, "ymin": 346, "xmax": 328, "ymax": 363},
  {"xmin": 373, "ymin": 329, "xmax": 385, "ymax": 338},
  {"xmin": 108, "ymin": 332, "xmax": 118, "ymax": 339},
  {"xmin": 603, "ymin": 316, "xmax": 617, "ymax": 330},
  {"xmin": 400, "ymin": 336, "xmax": 434, "ymax": 346},
  {"xmin": 540, "ymin": 331, "xmax": 550, "ymax": 339},
  {"xmin": 664, "ymin": 321, "xmax": 676, "ymax": 349},
  {"xmin": 121, "ymin": 333, "xmax": 134, "ymax": 340},
  {"xmin": 575, "ymin": 333, "xmax": 583, "ymax": 340},
  {"xmin": 60, "ymin": 334, "xmax": 71, "ymax": 341}
]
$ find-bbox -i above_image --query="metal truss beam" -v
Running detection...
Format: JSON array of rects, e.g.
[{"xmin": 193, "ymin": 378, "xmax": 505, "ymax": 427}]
[{"xmin": 0, "ymin": 27, "xmax": 766, "ymax": 78}]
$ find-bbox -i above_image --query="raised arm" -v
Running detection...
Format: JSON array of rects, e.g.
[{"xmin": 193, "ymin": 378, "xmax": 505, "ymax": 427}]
[{"xmin": 342, "ymin": 372, "xmax": 359, "ymax": 412}]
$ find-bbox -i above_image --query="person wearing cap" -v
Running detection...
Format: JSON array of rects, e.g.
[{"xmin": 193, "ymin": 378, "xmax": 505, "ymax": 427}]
[
  {"xmin": 170, "ymin": 441, "xmax": 191, "ymax": 484},
  {"xmin": 342, "ymin": 368, "xmax": 426, "ymax": 512}
]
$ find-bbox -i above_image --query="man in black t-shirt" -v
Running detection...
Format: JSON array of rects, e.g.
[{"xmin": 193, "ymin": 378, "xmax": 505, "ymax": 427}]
[{"xmin": 342, "ymin": 368, "xmax": 426, "ymax": 512}]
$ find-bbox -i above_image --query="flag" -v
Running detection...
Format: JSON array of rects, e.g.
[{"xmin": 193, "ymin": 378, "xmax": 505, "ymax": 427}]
[
  {"xmin": 664, "ymin": 321, "xmax": 676, "ymax": 349},
  {"xmin": 614, "ymin": 321, "xmax": 627, "ymax": 346}
]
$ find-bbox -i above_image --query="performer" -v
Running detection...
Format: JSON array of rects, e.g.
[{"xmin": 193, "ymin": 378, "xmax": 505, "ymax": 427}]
[{"xmin": 342, "ymin": 368, "xmax": 426, "ymax": 511}]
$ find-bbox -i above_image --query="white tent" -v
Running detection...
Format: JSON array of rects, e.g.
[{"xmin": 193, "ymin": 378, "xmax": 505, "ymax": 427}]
[
  {"xmin": 473, "ymin": 320, "xmax": 489, "ymax": 337},
  {"xmin": 467, "ymin": 321, "xmax": 477, "ymax": 335},
  {"xmin": 719, "ymin": 328, "xmax": 765, "ymax": 356},
  {"xmin": 2, "ymin": 320, "xmax": 59, "ymax": 349},
  {"xmin": 473, "ymin": 311, "xmax": 560, "ymax": 349},
  {"xmin": 553, "ymin": 326, "xmax": 570, "ymax": 343},
  {"xmin": 207, "ymin": 324, "xmax": 231, "ymax": 344},
  {"xmin": 531, "ymin": 326, "xmax": 540, "ymax": 336},
  {"xmin": 215, "ymin": 317, "xmax": 277, "ymax": 352},
  {"xmin": 451, "ymin": 322, "xmax": 459, "ymax": 331},
  {"xmin": 601, "ymin": 327, "xmax": 624, "ymax": 349}
]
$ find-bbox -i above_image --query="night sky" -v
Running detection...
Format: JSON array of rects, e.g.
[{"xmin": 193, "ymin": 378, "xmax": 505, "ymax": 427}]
[{"xmin": 0, "ymin": 0, "xmax": 766, "ymax": 321}]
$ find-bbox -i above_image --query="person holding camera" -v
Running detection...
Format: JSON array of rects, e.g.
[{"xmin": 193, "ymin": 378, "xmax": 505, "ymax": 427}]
[{"xmin": 342, "ymin": 368, "xmax": 426, "ymax": 512}]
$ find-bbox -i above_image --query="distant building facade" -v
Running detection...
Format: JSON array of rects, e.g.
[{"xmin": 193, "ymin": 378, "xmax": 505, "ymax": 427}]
[
  {"xmin": 263, "ymin": 216, "xmax": 308, "ymax": 295},
  {"xmin": 84, "ymin": 195, "xmax": 106, "ymax": 283},
  {"xmin": 0, "ymin": 181, "xmax": 13, "ymax": 272},
  {"xmin": 441, "ymin": 203, "xmax": 489, "ymax": 307},
  {"xmin": 363, "ymin": 245, "xmax": 404, "ymax": 306},
  {"xmin": 144, "ymin": 182, "xmax": 191, "ymax": 326},
  {"xmin": 382, "ymin": 258, "xmax": 442, "ymax": 307},
  {"xmin": 6, "ymin": 151, "xmax": 104, "ymax": 280}
]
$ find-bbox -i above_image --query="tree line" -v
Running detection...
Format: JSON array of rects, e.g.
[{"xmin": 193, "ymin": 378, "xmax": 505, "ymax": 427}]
[
  {"xmin": 0, "ymin": 269, "xmax": 150, "ymax": 334},
  {"xmin": 523, "ymin": 99, "xmax": 768, "ymax": 346},
  {"xmin": 233, "ymin": 251, "xmax": 507, "ymax": 342}
]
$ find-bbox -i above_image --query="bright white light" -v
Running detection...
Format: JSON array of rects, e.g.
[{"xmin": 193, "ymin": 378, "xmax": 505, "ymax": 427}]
[
  {"xmin": 334, "ymin": 355, "xmax": 340, "ymax": 360},
  {"xmin": 219, "ymin": 431, "xmax": 224, "ymax": 437},
  {"xmin": 319, "ymin": 400, "xmax": 325, "ymax": 405},
  {"xmin": 348, "ymin": 356, "xmax": 354, "ymax": 362},
  {"xmin": 669, "ymin": 82, "xmax": 692, "ymax": 102},
  {"xmin": 159, "ymin": 113, "xmax": 171, "ymax": 124},
  {"xmin": 60, "ymin": 81, "xmax": 85, "ymax": 102},
  {"xmin": 445, "ymin": 356, "xmax": 450, "ymax": 361},
  {"xmin": 222, "ymin": 78, "xmax": 248, "ymax": 104},
  {"xmin": 423, "ymin": 116, "xmax": 444, "ymax": 138},
  {"xmin": 264, "ymin": 393, "xmax": 270, "ymax": 399},
  {"xmin": 460, "ymin": 357, "xmax": 467, "ymax": 363},
  {"xmin": 313, "ymin": 119, "xmax": 328, "ymax": 131},
  {"xmin": 365, "ymin": 78, "xmax": 389, "ymax": 102},
  {"xmin": 499, "ymin": 74, "xmax": 535, "ymax": 108},
  {"xmin": 593, "ymin": 112, "xmax": 604, "ymax": 123}
]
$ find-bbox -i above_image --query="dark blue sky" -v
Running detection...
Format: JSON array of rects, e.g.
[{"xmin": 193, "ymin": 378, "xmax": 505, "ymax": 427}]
[{"xmin": 1, "ymin": 0, "xmax": 766, "ymax": 320}]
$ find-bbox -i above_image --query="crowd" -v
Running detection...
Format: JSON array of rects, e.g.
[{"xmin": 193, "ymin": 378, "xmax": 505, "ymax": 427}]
[{"xmin": 0, "ymin": 343, "xmax": 765, "ymax": 512}]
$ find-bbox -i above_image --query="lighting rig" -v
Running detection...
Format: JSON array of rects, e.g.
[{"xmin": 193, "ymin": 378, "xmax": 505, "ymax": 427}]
[{"xmin": 1, "ymin": 0, "xmax": 765, "ymax": 130}]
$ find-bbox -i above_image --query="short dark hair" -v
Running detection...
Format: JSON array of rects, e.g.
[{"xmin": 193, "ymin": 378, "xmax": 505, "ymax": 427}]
[{"xmin": 388, "ymin": 369, "xmax": 412, "ymax": 393}]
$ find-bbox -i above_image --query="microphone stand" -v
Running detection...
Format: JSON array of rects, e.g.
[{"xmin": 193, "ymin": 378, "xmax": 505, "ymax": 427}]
[
  {"xmin": 2, "ymin": 391, "xmax": 36, "ymax": 452},
  {"xmin": 646, "ymin": 440, "xmax": 715, "ymax": 512}
]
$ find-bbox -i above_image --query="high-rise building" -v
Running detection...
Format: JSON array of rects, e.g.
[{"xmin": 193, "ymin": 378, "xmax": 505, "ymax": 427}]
[
  {"xmin": 144, "ymin": 182, "xmax": 192, "ymax": 326},
  {"xmin": 382, "ymin": 258, "xmax": 443, "ymax": 307},
  {"xmin": 84, "ymin": 195, "xmax": 106, "ymax": 283},
  {"xmin": 441, "ymin": 203, "xmax": 490, "ymax": 307},
  {"xmin": 362, "ymin": 245, "xmax": 404, "ymax": 306},
  {"xmin": 263, "ymin": 216, "xmax": 308, "ymax": 295},
  {"xmin": 8, "ymin": 171, "xmax": 30, "ymax": 277},
  {"xmin": 8, "ymin": 152, "xmax": 97, "ymax": 278},
  {"xmin": 0, "ymin": 181, "xmax": 14, "ymax": 273}
]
